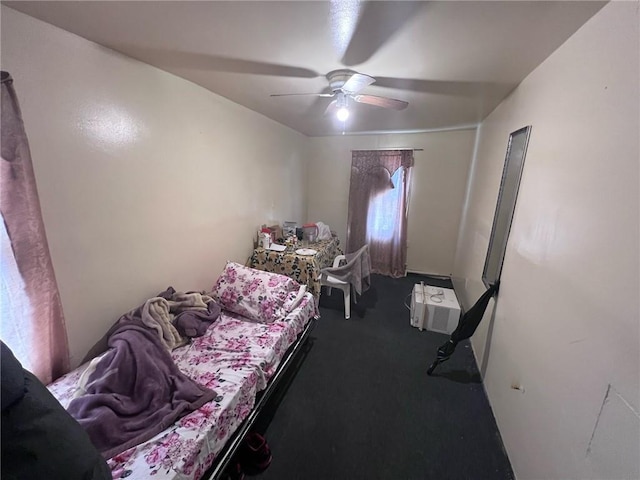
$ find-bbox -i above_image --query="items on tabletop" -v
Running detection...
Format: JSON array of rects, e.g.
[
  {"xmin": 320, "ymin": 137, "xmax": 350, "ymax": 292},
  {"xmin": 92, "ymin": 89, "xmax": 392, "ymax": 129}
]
[{"xmin": 251, "ymin": 221, "xmax": 342, "ymax": 298}]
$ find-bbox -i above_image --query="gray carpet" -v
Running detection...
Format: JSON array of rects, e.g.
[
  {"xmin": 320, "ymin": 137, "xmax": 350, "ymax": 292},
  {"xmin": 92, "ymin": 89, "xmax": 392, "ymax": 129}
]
[{"xmin": 253, "ymin": 273, "xmax": 514, "ymax": 480}]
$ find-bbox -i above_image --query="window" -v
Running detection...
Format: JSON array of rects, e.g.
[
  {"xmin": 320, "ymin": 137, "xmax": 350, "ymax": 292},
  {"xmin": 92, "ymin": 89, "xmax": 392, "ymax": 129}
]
[
  {"xmin": 366, "ymin": 167, "xmax": 404, "ymax": 243},
  {"xmin": 1, "ymin": 213, "xmax": 36, "ymax": 372},
  {"xmin": 347, "ymin": 150, "xmax": 413, "ymax": 277},
  {"xmin": 1, "ymin": 71, "xmax": 69, "ymax": 383}
]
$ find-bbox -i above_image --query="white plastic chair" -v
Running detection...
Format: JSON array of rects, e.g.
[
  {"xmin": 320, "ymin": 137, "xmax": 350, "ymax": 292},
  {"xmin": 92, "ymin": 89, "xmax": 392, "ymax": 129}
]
[
  {"xmin": 319, "ymin": 254, "xmax": 352, "ymax": 319},
  {"xmin": 319, "ymin": 245, "xmax": 370, "ymax": 320}
]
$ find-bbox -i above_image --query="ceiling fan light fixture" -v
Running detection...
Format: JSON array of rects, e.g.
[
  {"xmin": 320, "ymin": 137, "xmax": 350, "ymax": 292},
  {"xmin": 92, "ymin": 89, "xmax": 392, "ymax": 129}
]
[{"xmin": 336, "ymin": 92, "xmax": 349, "ymax": 121}]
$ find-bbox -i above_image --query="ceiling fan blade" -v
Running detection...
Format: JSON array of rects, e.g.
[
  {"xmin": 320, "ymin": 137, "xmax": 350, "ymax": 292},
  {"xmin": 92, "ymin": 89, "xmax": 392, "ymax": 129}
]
[
  {"xmin": 270, "ymin": 92, "xmax": 335, "ymax": 97},
  {"xmin": 110, "ymin": 48, "xmax": 321, "ymax": 78},
  {"xmin": 374, "ymin": 76, "xmax": 514, "ymax": 98},
  {"xmin": 324, "ymin": 99, "xmax": 339, "ymax": 116},
  {"xmin": 340, "ymin": 2, "xmax": 427, "ymax": 67},
  {"xmin": 353, "ymin": 94, "xmax": 408, "ymax": 110},
  {"xmin": 341, "ymin": 72, "xmax": 375, "ymax": 95}
]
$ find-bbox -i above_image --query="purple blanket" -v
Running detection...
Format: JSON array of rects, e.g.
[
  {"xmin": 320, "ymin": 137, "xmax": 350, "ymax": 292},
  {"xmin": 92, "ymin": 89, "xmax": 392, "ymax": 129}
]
[
  {"xmin": 67, "ymin": 323, "xmax": 216, "ymax": 459},
  {"xmin": 174, "ymin": 300, "xmax": 221, "ymax": 338}
]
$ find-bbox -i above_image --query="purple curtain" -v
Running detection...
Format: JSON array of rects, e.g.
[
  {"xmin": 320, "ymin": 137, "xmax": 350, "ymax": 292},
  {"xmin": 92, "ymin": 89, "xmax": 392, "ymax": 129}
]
[
  {"xmin": 346, "ymin": 150, "xmax": 414, "ymax": 278},
  {"xmin": 1, "ymin": 71, "xmax": 69, "ymax": 384}
]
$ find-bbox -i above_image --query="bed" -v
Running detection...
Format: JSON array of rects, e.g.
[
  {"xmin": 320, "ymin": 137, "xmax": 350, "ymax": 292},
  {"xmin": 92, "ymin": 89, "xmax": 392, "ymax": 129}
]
[{"xmin": 47, "ymin": 262, "xmax": 318, "ymax": 480}]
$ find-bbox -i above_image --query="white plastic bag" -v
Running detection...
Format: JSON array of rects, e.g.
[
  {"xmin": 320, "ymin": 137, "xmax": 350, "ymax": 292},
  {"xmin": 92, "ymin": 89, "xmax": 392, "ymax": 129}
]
[{"xmin": 316, "ymin": 221, "xmax": 332, "ymax": 240}]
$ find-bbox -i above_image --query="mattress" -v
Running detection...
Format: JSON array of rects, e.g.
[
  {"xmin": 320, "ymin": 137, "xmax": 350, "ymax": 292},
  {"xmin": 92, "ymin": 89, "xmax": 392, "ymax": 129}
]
[{"xmin": 48, "ymin": 292, "xmax": 317, "ymax": 480}]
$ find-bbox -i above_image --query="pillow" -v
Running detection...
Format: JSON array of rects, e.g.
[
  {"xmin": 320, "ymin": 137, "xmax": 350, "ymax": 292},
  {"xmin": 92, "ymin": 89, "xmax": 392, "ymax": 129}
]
[{"xmin": 211, "ymin": 262, "xmax": 301, "ymax": 323}]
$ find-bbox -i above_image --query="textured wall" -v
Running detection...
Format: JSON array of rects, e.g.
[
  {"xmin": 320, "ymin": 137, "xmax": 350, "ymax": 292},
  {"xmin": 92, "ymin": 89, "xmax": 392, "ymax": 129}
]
[
  {"xmin": 1, "ymin": 7, "xmax": 309, "ymax": 367},
  {"xmin": 306, "ymin": 129, "xmax": 475, "ymax": 275},
  {"xmin": 453, "ymin": 2, "xmax": 639, "ymax": 478}
]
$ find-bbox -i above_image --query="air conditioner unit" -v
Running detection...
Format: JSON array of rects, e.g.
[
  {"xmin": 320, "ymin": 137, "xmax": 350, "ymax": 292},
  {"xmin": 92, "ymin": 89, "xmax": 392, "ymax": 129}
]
[{"xmin": 410, "ymin": 283, "xmax": 461, "ymax": 335}]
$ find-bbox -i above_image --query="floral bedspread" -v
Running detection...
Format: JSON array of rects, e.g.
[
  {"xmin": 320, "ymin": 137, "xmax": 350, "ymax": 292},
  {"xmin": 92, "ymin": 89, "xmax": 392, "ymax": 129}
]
[
  {"xmin": 48, "ymin": 293, "xmax": 317, "ymax": 480},
  {"xmin": 249, "ymin": 236, "xmax": 342, "ymax": 298}
]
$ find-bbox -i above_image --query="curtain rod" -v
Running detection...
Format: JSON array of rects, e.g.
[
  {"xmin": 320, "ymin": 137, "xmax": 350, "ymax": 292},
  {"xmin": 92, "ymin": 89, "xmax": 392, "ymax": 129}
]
[{"xmin": 351, "ymin": 148, "xmax": 424, "ymax": 152}]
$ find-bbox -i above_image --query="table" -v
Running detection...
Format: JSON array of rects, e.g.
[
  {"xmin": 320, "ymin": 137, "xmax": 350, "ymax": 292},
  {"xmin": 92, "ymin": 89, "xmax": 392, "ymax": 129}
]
[{"xmin": 249, "ymin": 236, "xmax": 342, "ymax": 298}]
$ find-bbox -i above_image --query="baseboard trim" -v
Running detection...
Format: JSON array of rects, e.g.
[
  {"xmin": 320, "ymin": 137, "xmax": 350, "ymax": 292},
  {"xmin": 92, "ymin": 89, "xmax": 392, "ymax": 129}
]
[{"xmin": 405, "ymin": 270, "xmax": 452, "ymax": 280}]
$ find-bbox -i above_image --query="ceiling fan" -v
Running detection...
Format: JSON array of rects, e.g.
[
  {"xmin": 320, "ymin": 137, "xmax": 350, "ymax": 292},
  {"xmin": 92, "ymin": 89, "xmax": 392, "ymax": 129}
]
[{"xmin": 270, "ymin": 69, "xmax": 408, "ymax": 121}]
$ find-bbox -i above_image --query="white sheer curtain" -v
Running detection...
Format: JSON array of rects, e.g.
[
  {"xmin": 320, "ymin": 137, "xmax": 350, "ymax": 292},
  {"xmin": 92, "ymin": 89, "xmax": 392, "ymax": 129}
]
[
  {"xmin": 0, "ymin": 213, "xmax": 36, "ymax": 372},
  {"xmin": 366, "ymin": 168, "xmax": 404, "ymax": 243}
]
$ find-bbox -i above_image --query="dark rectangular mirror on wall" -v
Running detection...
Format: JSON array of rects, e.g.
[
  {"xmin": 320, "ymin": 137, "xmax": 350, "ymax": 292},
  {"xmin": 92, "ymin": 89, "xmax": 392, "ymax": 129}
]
[{"xmin": 483, "ymin": 125, "xmax": 532, "ymax": 288}]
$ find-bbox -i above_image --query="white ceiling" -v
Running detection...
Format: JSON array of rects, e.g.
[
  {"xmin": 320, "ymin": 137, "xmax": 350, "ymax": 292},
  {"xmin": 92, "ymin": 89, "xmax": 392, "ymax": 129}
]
[{"xmin": 4, "ymin": 1, "xmax": 605, "ymax": 137}]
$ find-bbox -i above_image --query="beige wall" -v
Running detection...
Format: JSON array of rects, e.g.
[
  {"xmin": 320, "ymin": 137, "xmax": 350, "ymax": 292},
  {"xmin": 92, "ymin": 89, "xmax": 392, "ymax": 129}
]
[
  {"xmin": 306, "ymin": 130, "xmax": 475, "ymax": 275},
  {"xmin": 4, "ymin": 5, "xmax": 638, "ymax": 477},
  {"xmin": 1, "ymin": 7, "xmax": 309, "ymax": 367},
  {"xmin": 453, "ymin": 2, "xmax": 639, "ymax": 479}
]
